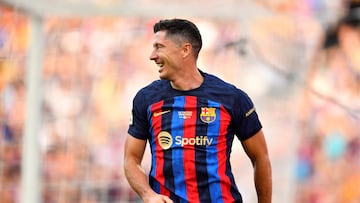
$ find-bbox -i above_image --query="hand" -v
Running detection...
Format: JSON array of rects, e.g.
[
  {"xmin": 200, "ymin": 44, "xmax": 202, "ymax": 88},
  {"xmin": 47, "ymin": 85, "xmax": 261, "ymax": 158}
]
[{"xmin": 144, "ymin": 193, "xmax": 173, "ymax": 203}]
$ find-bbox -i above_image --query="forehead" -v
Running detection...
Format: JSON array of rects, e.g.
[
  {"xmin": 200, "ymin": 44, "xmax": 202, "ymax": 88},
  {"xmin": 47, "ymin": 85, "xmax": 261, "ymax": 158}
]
[
  {"xmin": 152, "ymin": 31, "xmax": 168, "ymax": 43},
  {"xmin": 154, "ymin": 30, "xmax": 167, "ymax": 38},
  {"xmin": 152, "ymin": 30, "xmax": 180, "ymax": 46}
]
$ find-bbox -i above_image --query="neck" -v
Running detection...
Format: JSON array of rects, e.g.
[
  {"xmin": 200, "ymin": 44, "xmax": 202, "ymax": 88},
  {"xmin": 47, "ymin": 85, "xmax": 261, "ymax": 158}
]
[{"xmin": 170, "ymin": 68, "xmax": 204, "ymax": 91}]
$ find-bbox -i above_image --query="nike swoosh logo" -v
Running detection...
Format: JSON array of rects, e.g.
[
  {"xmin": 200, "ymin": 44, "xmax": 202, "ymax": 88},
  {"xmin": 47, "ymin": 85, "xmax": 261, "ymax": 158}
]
[{"xmin": 153, "ymin": 110, "xmax": 171, "ymax": 117}]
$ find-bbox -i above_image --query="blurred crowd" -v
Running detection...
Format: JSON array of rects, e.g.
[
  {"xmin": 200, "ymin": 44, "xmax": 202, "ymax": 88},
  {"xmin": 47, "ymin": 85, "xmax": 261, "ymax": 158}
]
[
  {"xmin": 0, "ymin": 0, "xmax": 359, "ymax": 203},
  {"xmin": 294, "ymin": 4, "xmax": 360, "ymax": 202}
]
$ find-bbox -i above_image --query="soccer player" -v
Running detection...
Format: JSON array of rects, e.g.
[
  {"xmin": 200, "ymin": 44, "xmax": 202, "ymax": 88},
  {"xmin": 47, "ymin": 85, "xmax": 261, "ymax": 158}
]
[{"xmin": 124, "ymin": 18, "xmax": 272, "ymax": 203}]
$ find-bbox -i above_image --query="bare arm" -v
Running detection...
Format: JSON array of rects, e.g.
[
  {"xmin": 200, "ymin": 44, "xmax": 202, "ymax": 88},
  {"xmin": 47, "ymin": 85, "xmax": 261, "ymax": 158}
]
[
  {"xmin": 241, "ymin": 130, "xmax": 272, "ymax": 203},
  {"xmin": 124, "ymin": 135, "xmax": 173, "ymax": 203}
]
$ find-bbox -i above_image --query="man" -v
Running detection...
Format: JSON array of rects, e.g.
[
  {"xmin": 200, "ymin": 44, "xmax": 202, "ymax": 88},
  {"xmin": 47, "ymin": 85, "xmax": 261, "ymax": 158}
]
[{"xmin": 124, "ymin": 18, "xmax": 272, "ymax": 203}]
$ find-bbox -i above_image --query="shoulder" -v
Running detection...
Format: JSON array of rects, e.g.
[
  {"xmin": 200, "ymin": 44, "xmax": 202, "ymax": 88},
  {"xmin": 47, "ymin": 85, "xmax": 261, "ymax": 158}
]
[
  {"xmin": 137, "ymin": 79, "xmax": 167, "ymax": 94},
  {"xmin": 142, "ymin": 79, "xmax": 168, "ymax": 91},
  {"xmin": 201, "ymin": 71, "xmax": 256, "ymax": 116},
  {"xmin": 203, "ymin": 72, "xmax": 249, "ymax": 99},
  {"xmin": 133, "ymin": 79, "xmax": 169, "ymax": 103}
]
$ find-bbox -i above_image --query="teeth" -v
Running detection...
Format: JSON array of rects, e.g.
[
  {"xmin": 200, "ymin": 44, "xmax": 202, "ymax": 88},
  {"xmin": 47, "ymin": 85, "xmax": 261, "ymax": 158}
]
[{"xmin": 157, "ymin": 64, "xmax": 164, "ymax": 67}]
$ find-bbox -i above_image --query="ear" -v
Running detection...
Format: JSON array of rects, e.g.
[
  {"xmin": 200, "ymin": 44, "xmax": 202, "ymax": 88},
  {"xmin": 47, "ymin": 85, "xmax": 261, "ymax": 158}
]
[{"xmin": 181, "ymin": 43, "xmax": 192, "ymax": 58}]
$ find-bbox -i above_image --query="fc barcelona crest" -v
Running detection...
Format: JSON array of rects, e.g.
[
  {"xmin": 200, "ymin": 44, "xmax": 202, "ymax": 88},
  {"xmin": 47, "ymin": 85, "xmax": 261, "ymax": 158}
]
[{"xmin": 200, "ymin": 107, "xmax": 216, "ymax": 123}]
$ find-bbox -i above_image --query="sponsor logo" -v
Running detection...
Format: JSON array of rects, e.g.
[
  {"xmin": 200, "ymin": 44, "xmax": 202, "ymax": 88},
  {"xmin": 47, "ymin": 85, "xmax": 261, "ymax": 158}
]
[
  {"xmin": 175, "ymin": 135, "xmax": 213, "ymax": 146},
  {"xmin": 200, "ymin": 107, "xmax": 216, "ymax": 123},
  {"xmin": 153, "ymin": 110, "xmax": 171, "ymax": 117},
  {"xmin": 158, "ymin": 131, "xmax": 173, "ymax": 150},
  {"xmin": 157, "ymin": 131, "xmax": 213, "ymax": 150}
]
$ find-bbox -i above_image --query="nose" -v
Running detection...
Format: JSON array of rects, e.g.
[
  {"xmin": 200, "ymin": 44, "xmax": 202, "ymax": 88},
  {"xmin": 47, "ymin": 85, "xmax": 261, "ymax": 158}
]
[{"xmin": 149, "ymin": 49, "xmax": 158, "ymax": 61}]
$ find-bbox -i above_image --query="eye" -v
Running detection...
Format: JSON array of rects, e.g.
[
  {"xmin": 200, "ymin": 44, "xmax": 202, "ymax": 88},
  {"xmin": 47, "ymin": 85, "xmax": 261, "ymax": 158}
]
[{"xmin": 154, "ymin": 43, "xmax": 164, "ymax": 50}]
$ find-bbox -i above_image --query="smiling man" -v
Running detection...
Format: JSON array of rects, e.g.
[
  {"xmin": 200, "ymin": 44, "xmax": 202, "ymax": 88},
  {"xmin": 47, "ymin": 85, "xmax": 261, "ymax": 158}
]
[{"xmin": 124, "ymin": 18, "xmax": 272, "ymax": 203}]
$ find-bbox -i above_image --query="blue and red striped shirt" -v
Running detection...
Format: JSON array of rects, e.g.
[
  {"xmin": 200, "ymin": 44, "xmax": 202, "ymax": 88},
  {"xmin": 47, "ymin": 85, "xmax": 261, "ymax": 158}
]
[{"xmin": 128, "ymin": 71, "xmax": 262, "ymax": 203}]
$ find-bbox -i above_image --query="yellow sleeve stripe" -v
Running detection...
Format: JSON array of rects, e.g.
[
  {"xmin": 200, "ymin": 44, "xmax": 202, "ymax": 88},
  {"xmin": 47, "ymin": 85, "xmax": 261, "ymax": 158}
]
[{"xmin": 245, "ymin": 107, "xmax": 255, "ymax": 117}]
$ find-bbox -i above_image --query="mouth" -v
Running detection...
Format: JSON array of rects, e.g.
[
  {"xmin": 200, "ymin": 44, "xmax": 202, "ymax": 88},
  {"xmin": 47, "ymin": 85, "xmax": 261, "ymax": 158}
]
[{"xmin": 156, "ymin": 63, "xmax": 164, "ymax": 68}]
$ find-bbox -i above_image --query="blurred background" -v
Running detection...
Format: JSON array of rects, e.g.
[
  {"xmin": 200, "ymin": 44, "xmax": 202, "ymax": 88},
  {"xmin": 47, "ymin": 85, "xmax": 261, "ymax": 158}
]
[{"xmin": 0, "ymin": 0, "xmax": 359, "ymax": 202}]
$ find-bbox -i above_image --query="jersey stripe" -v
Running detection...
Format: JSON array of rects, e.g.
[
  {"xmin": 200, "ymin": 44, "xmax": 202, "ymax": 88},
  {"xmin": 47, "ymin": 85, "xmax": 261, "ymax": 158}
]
[
  {"xmin": 150, "ymin": 101, "xmax": 170, "ymax": 196},
  {"xmin": 205, "ymin": 101, "xmax": 224, "ymax": 202},
  {"xmin": 171, "ymin": 96, "xmax": 188, "ymax": 201},
  {"xmin": 162, "ymin": 98, "xmax": 176, "ymax": 199},
  {"xmin": 183, "ymin": 96, "xmax": 200, "ymax": 202},
  {"xmin": 195, "ymin": 99, "xmax": 211, "ymax": 202},
  {"xmin": 149, "ymin": 102, "xmax": 160, "ymax": 193},
  {"xmin": 218, "ymin": 105, "xmax": 235, "ymax": 202}
]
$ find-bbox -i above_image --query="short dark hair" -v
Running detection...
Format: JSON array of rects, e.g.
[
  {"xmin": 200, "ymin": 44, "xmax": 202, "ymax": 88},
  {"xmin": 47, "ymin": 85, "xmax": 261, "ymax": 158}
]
[{"xmin": 153, "ymin": 19, "xmax": 202, "ymax": 59}]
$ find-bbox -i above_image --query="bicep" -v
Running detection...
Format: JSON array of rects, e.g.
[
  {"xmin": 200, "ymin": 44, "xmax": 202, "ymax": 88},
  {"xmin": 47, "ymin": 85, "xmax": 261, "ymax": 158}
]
[
  {"xmin": 124, "ymin": 134, "xmax": 147, "ymax": 164},
  {"xmin": 241, "ymin": 129, "xmax": 269, "ymax": 164}
]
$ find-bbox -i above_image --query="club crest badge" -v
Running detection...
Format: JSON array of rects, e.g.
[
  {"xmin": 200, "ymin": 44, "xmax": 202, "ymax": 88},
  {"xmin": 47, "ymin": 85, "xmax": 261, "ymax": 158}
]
[{"xmin": 200, "ymin": 107, "xmax": 216, "ymax": 123}]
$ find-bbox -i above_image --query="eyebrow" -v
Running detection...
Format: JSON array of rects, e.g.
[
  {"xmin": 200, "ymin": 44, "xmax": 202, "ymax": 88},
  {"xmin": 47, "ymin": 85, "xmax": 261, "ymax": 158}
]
[{"xmin": 153, "ymin": 42, "xmax": 164, "ymax": 48}]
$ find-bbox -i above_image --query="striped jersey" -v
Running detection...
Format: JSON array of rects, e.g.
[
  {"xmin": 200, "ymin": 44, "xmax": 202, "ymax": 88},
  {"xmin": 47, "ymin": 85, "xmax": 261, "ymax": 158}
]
[{"xmin": 128, "ymin": 71, "xmax": 262, "ymax": 203}]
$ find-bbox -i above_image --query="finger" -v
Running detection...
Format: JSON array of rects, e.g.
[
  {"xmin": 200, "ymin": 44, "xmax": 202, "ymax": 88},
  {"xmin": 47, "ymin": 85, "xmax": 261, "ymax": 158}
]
[{"xmin": 162, "ymin": 196, "xmax": 173, "ymax": 203}]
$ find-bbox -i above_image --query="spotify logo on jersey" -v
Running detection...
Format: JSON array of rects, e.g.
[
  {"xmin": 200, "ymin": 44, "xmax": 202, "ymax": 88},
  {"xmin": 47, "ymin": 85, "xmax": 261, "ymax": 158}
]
[
  {"xmin": 158, "ymin": 131, "xmax": 173, "ymax": 150},
  {"xmin": 157, "ymin": 131, "xmax": 214, "ymax": 150}
]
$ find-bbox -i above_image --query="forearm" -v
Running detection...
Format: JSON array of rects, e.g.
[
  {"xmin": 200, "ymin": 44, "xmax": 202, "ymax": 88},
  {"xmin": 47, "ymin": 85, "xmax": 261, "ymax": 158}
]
[
  {"xmin": 124, "ymin": 159, "xmax": 157, "ymax": 200},
  {"xmin": 254, "ymin": 155, "xmax": 272, "ymax": 203}
]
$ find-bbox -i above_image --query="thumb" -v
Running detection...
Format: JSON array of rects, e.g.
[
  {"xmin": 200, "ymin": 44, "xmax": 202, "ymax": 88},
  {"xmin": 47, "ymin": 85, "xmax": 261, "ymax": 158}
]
[{"xmin": 161, "ymin": 195, "xmax": 173, "ymax": 203}]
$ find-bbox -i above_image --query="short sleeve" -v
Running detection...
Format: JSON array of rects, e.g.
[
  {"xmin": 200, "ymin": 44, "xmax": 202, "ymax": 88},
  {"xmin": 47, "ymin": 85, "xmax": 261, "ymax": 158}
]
[
  {"xmin": 127, "ymin": 90, "xmax": 150, "ymax": 140},
  {"xmin": 233, "ymin": 91, "xmax": 262, "ymax": 141}
]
